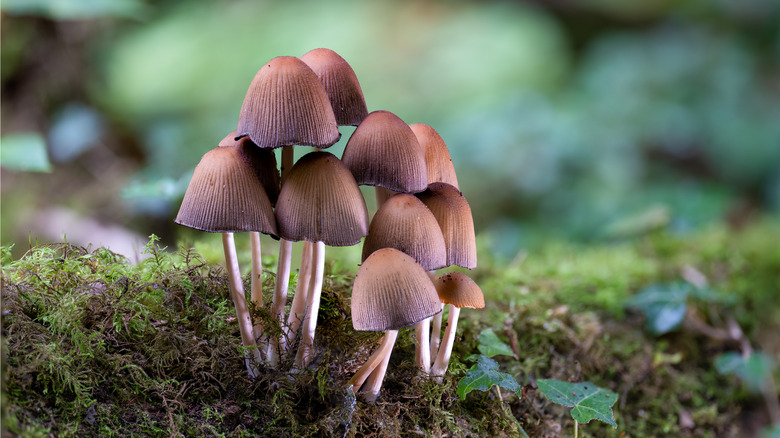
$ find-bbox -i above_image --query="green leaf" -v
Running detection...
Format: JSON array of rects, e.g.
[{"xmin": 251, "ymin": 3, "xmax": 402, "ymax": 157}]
[
  {"xmin": 537, "ymin": 379, "xmax": 618, "ymax": 427},
  {"xmin": 457, "ymin": 355, "xmax": 522, "ymax": 400},
  {"xmin": 477, "ymin": 328, "xmax": 516, "ymax": 358},
  {"xmin": 626, "ymin": 282, "xmax": 691, "ymax": 335},
  {"xmin": 715, "ymin": 351, "xmax": 775, "ymax": 394},
  {"xmin": 0, "ymin": 133, "xmax": 52, "ymax": 172}
]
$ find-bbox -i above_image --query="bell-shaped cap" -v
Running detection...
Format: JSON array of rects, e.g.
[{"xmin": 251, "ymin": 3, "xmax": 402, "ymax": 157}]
[
  {"xmin": 434, "ymin": 272, "xmax": 484, "ymax": 309},
  {"xmin": 362, "ymin": 194, "xmax": 446, "ymax": 271},
  {"xmin": 341, "ymin": 110, "xmax": 427, "ymax": 193},
  {"xmin": 300, "ymin": 48, "xmax": 368, "ymax": 126},
  {"xmin": 236, "ymin": 56, "xmax": 340, "ymax": 149},
  {"xmin": 275, "ymin": 151, "xmax": 368, "ymax": 246},
  {"xmin": 175, "ymin": 146, "xmax": 278, "ymax": 237},
  {"xmin": 410, "ymin": 123, "xmax": 459, "ymax": 190},
  {"xmin": 352, "ymin": 248, "xmax": 441, "ymax": 331},
  {"xmin": 416, "ymin": 182, "xmax": 477, "ymax": 269},
  {"xmin": 219, "ymin": 131, "xmax": 281, "ymax": 205}
]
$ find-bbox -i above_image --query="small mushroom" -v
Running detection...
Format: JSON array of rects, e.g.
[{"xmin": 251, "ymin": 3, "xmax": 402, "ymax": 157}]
[{"xmin": 300, "ymin": 48, "xmax": 368, "ymax": 126}]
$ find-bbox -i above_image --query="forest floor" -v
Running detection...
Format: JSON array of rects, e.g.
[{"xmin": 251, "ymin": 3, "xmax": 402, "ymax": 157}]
[{"xmin": 2, "ymin": 218, "xmax": 779, "ymax": 437}]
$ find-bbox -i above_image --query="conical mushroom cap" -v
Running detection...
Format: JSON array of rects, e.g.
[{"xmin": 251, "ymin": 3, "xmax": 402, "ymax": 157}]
[
  {"xmin": 341, "ymin": 110, "xmax": 427, "ymax": 193},
  {"xmin": 275, "ymin": 151, "xmax": 368, "ymax": 246},
  {"xmin": 352, "ymin": 248, "xmax": 442, "ymax": 331},
  {"xmin": 410, "ymin": 123, "xmax": 459, "ymax": 190},
  {"xmin": 236, "ymin": 56, "xmax": 340, "ymax": 148},
  {"xmin": 362, "ymin": 194, "xmax": 447, "ymax": 271},
  {"xmin": 219, "ymin": 131, "xmax": 281, "ymax": 205},
  {"xmin": 300, "ymin": 48, "xmax": 368, "ymax": 126},
  {"xmin": 416, "ymin": 182, "xmax": 477, "ymax": 269},
  {"xmin": 434, "ymin": 272, "xmax": 484, "ymax": 309},
  {"xmin": 175, "ymin": 146, "xmax": 278, "ymax": 237}
]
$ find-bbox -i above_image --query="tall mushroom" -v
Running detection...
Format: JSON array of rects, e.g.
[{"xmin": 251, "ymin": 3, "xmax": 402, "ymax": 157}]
[
  {"xmin": 175, "ymin": 143, "xmax": 278, "ymax": 377},
  {"xmin": 430, "ymin": 272, "xmax": 484, "ymax": 381},
  {"xmin": 274, "ymin": 151, "xmax": 369, "ymax": 368},
  {"xmin": 410, "ymin": 123, "xmax": 459, "ymax": 190},
  {"xmin": 349, "ymin": 248, "xmax": 441, "ymax": 402}
]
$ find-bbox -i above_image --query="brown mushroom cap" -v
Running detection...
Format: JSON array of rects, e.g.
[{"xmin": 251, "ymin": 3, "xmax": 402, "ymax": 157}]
[
  {"xmin": 236, "ymin": 56, "xmax": 340, "ymax": 149},
  {"xmin": 175, "ymin": 146, "xmax": 278, "ymax": 237},
  {"xmin": 300, "ymin": 48, "xmax": 368, "ymax": 126},
  {"xmin": 410, "ymin": 123, "xmax": 459, "ymax": 190},
  {"xmin": 361, "ymin": 194, "xmax": 447, "ymax": 271},
  {"xmin": 416, "ymin": 182, "xmax": 477, "ymax": 269},
  {"xmin": 275, "ymin": 151, "xmax": 368, "ymax": 246},
  {"xmin": 219, "ymin": 131, "xmax": 281, "ymax": 205},
  {"xmin": 341, "ymin": 110, "xmax": 427, "ymax": 193},
  {"xmin": 352, "ymin": 248, "xmax": 442, "ymax": 331},
  {"xmin": 434, "ymin": 272, "xmax": 484, "ymax": 309}
]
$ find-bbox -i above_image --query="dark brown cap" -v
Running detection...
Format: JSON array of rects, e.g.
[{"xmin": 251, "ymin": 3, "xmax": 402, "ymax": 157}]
[
  {"xmin": 236, "ymin": 56, "xmax": 340, "ymax": 149},
  {"xmin": 416, "ymin": 182, "xmax": 477, "ymax": 269},
  {"xmin": 219, "ymin": 131, "xmax": 281, "ymax": 205},
  {"xmin": 274, "ymin": 151, "xmax": 368, "ymax": 246},
  {"xmin": 351, "ymin": 248, "xmax": 441, "ymax": 331},
  {"xmin": 409, "ymin": 123, "xmax": 459, "ymax": 190},
  {"xmin": 300, "ymin": 48, "xmax": 368, "ymax": 126}
]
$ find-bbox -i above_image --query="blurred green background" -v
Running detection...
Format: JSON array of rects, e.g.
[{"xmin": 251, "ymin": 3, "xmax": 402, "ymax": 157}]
[{"xmin": 2, "ymin": 0, "xmax": 779, "ymax": 262}]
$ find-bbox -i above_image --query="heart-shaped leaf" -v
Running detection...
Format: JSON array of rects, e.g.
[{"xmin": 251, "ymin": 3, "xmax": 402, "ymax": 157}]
[
  {"xmin": 477, "ymin": 328, "xmax": 515, "ymax": 358},
  {"xmin": 537, "ymin": 379, "xmax": 618, "ymax": 427},
  {"xmin": 457, "ymin": 354, "xmax": 521, "ymax": 400}
]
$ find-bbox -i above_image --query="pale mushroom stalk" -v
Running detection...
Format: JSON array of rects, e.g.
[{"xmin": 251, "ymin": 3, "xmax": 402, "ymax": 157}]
[
  {"xmin": 348, "ymin": 330, "xmax": 399, "ymax": 393},
  {"xmin": 222, "ymin": 232, "xmax": 261, "ymax": 377},
  {"xmin": 413, "ymin": 318, "xmax": 432, "ymax": 373},
  {"xmin": 360, "ymin": 336, "xmax": 395, "ymax": 403},
  {"xmin": 283, "ymin": 240, "xmax": 313, "ymax": 352},
  {"xmin": 294, "ymin": 241, "xmax": 326, "ymax": 368},
  {"xmin": 430, "ymin": 304, "xmax": 461, "ymax": 381},
  {"xmin": 250, "ymin": 231, "xmax": 264, "ymax": 341},
  {"xmin": 429, "ymin": 306, "xmax": 444, "ymax": 360}
]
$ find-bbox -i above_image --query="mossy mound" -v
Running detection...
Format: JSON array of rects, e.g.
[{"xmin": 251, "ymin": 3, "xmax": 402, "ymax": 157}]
[{"xmin": 2, "ymin": 219, "xmax": 779, "ymax": 437}]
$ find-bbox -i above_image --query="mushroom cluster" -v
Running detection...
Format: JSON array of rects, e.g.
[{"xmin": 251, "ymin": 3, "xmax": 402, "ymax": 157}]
[{"xmin": 174, "ymin": 48, "xmax": 483, "ymax": 400}]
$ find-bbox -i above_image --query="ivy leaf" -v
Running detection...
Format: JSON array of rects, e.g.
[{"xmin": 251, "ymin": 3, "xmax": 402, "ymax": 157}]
[
  {"xmin": 715, "ymin": 351, "xmax": 775, "ymax": 394},
  {"xmin": 457, "ymin": 354, "xmax": 521, "ymax": 400},
  {"xmin": 537, "ymin": 379, "xmax": 618, "ymax": 427},
  {"xmin": 477, "ymin": 328, "xmax": 515, "ymax": 358},
  {"xmin": 626, "ymin": 282, "xmax": 691, "ymax": 335}
]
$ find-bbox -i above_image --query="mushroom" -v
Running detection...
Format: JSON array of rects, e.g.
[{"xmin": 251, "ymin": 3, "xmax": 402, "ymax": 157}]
[
  {"xmin": 274, "ymin": 151, "xmax": 369, "ymax": 368},
  {"xmin": 410, "ymin": 123, "xmax": 459, "ymax": 190},
  {"xmin": 349, "ymin": 248, "xmax": 441, "ymax": 402},
  {"xmin": 174, "ymin": 143, "xmax": 278, "ymax": 377},
  {"xmin": 341, "ymin": 110, "xmax": 428, "ymax": 208},
  {"xmin": 300, "ymin": 48, "xmax": 368, "ymax": 126},
  {"xmin": 361, "ymin": 193, "xmax": 446, "ymax": 373},
  {"xmin": 429, "ymin": 272, "xmax": 484, "ymax": 381}
]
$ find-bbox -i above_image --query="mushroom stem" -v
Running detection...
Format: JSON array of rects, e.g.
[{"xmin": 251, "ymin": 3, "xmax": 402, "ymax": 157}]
[
  {"xmin": 294, "ymin": 240, "xmax": 325, "ymax": 368},
  {"xmin": 283, "ymin": 240, "xmax": 313, "ymax": 353},
  {"xmin": 429, "ymin": 304, "xmax": 444, "ymax": 359},
  {"xmin": 414, "ymin": 318, "xmax": 431, "ymax": 373},
  {"xmin": 361, "ymin": 338, "xmax": 394, "ymax": 403},
  {"xmin": 348, "ymin": 330, "xmax": 398, "ymax": 392},
  {"xmin": 250, "ymin": 231, "xmax": 264, "ymax": 341},
  {"xmin": 267, "ymin": 238, "xmax": 292, "ymax": 367},
  {"xmin": 222, "ymin": 232, "xmax": 261, "ymax": 377},
  {"xmin": 430, "ymin": 304, "xmax": 461, "ymax": 380},
  {"xmin": 374, "ymin": 186, "xmax": 395, "ymax": 209}
]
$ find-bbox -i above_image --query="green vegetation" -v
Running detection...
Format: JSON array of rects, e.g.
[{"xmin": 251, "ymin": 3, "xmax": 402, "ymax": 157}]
[{"xmin": 3, "ymin": 218, "xmax": 779, "ymax": 436}]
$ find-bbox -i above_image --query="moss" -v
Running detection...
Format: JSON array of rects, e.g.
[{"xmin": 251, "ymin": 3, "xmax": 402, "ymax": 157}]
[{"xmin": 2, "ymin": 218, "xmax": 779, "ymax": 436}]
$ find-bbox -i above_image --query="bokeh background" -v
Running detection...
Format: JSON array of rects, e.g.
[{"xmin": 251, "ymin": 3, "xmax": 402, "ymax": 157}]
[{"xmin": 2, "ymin": 0, "xmax": 779, "ymax": 263}]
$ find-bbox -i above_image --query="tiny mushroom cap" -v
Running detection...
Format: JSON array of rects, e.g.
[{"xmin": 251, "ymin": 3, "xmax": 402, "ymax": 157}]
[
  {"xmin": 219, "ymin": 131, "xmax": 281, "ymax": 205},
  {"xmin": 416, "ymin": 182, "xmax": 477, "ymax": 269},
  {"xmin": 175, "ymin": 146, "xmax": 278, "ymax": 237},
  {"xmin": 274, "ymin": 151, "xmax": 369, "ymax": 246},
  {"xmin": 434, "ymin": 272, "xmax": 485, "ymax": 309},
  {"xmin": 352, "ymin": 248, "xmax": 442, "ymax": 331},
  {"xmin": 300, "ymin": 48, "xmax": 368, "ymax": 126},
  {"xmin": 341, "ymin": 110, "xmax": 428, "ymax": 193},
  {"xmin": 409, "ymin": 123, "xmax": 459, "ymax": 190},
  {"xmin": 361, "ymin": 193, "xmax": 447, "ymax": 271},
  {"xmin": 236, "ymin": 56, "xmax": 340, "ymax": 148}
]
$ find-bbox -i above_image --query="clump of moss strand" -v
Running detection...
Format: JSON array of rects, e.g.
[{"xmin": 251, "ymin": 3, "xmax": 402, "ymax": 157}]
[{"xmin": 3, "ymin": 218, "xmax": 780, "ymax": 436}]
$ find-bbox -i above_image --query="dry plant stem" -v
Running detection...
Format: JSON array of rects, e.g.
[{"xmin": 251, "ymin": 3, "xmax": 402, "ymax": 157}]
[
  {"xmin": 414, "ymin": 318, "xmax": 431, "ymax": 373},
  {"xmin": 222, "ymin": 232, "xmax": 260, "ymax": 377},
  {"xmin": 249, "ymin": 231, "xmax": 264, "ymax": 341},
  {"xmin": 295, "ymin": 241, "xmax": 325, "ymax": 368},
  {"xmin": 431, "ymin": 304, "xmax": 461, "ymax": 380},
  {"xmin": 283, "ymin": 240, "xmax": 313, "ymax": 353},
  {"xmin": 361, "ymin": 339, "xmax": 394, "ymax": 403},
  {"xmin": 348, "ymin": 330, "xmax": 399, "ymax": 391},
  {"xmin": 267, "ymin": 238, "xmax": 292, "ymax": 366}
]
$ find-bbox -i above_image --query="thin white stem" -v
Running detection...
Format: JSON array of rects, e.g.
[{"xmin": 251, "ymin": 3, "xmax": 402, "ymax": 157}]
[
  {"xmin": 348, "ymin": 330, "xmax": 398, "ymax": 391},
  {"xmin": 361, "ymin": 336, "xmax": 395, "ymax": 403},
  {"xmin": 283, "ymin": 240, "xmax": 313, "ymax": 353},
  {"xmin": 295, "ymin": 241, "xmax": 325, "ymax": 368},
  {"xmin": 414, "ymin": 318, "xmax": 431, "ymax": 373},
  {"xmin": 267, "ymin": 238, "xmax": 292, "ymax": 367},
  {"xmin": 429, "ymin": 304, "xmax": 444, "ymax": 360},
  {"xmin": 249, "ymin": 231, "xmax": 264, "ymax": 341},
  {"xmin": 430, "ymin": 305, "xmax": 461, "ymax": 380},
  {"xmin": 222, "ymin": 232, "xmax": 260, "ymax": 377}
]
